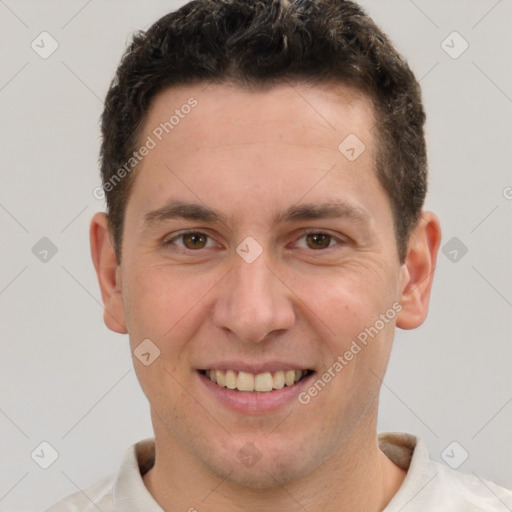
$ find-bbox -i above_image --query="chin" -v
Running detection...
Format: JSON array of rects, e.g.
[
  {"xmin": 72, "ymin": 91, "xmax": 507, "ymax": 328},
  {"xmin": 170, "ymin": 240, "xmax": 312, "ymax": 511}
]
[
  {"xmin": 202, "ymin": 438, "xmax": 316, "ymax": 490},
  {"xmin": 217, "ymin": 462, "xmax": 304, "ymax": 490}
]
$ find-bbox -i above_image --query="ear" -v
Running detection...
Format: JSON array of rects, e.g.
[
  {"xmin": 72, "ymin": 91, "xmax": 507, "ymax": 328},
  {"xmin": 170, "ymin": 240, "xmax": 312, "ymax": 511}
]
[
  {"xmin": 396, "ymin": 211, "xmax": 442, "ymax": 330},
  {"xmin": 90, "ymin": 212, "xmax": 127, "ymax": 334}
]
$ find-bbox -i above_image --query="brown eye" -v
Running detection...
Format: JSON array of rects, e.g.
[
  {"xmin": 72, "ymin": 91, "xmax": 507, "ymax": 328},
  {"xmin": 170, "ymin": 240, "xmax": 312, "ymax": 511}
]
[
  {"xmin": 182, "ymin": 232, "xmax": 208, "ymax": 249},
  {"xmin": 305, "ymin": 233, "xmax": 332, "ymax": 249}
]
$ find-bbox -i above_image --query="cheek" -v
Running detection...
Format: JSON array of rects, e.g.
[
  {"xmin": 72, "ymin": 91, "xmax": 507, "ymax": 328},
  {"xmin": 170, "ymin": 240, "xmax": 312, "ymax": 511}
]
[
  {"xmin": 288, "ymin": 261, "xmax": 400, "ymax": 391},
  {"xmin": 123, "ymin": 266, "xmax": 204, "ymax": 408},
  {"xmin": 123, "ymin": 265, "xmax": 191, "ymax": 343},
  {"xmin": 292, "ymin": 261, "xmax": 398, "ymax": 334},
  {"xmin": 123, "ymin": 262, "xmax": 228, "ymax": 350}
]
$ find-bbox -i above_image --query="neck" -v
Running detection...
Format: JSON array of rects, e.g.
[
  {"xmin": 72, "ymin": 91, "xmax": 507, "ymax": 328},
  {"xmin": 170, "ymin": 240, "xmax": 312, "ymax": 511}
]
[{"xmin": 143, "ymin": 419, "xmax": 407, "ymax": 511}]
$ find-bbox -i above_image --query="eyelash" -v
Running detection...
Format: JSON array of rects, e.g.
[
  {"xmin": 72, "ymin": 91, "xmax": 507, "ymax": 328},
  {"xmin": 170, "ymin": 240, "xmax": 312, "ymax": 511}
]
[{"xmin": 162, "ymin": 229, "xmax": 348, "ymax": 252}]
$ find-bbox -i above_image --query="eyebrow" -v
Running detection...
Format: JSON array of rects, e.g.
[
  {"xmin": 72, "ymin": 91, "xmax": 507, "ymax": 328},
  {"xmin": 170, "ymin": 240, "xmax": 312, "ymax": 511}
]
[
  {"xmin": 143, "ymin": 201, "xmax": 230, "ymax": 227},
  {"xmin": 273, "ymin": 202, "xmax": 370, "ymax": 225},
  {"xmin": 142, "ymin": 200, "xmax": 370, "ymax": 228}
]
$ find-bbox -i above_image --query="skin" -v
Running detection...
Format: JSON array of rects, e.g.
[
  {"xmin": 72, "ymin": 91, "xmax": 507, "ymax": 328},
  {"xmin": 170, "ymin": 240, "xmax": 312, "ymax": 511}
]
[{"xmin": 91, "ymin": 82, "xmax": 441, "ymax": 511}]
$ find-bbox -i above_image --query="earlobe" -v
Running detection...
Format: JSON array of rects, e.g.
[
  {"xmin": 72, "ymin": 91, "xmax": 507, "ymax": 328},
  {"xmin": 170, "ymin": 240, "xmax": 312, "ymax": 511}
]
[
  {"xmin": 396, "ymin": 212, "xmax": 442, "ymax": 330},
  {"xmin": 90, "ymin": 212, "xmax": 128, "ymax": 334}
]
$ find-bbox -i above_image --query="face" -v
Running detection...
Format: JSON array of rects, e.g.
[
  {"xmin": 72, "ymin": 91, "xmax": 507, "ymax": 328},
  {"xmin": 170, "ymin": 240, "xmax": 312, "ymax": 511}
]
[{"xmin": 93, "ymin": 82, "xmax": 434, "ymax": 487}]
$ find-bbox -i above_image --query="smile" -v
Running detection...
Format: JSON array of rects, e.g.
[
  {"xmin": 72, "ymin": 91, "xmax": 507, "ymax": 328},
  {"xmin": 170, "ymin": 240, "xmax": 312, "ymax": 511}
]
[{"xmin": 200, "ymin": 369, "xmax": 313, "ymax": 392}]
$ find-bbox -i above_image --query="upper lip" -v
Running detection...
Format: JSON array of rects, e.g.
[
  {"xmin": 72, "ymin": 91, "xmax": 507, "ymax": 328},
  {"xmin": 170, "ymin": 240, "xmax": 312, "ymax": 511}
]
[{"xmin": 198, "ymin": 361, "xmax": 314, "ymax": 374}]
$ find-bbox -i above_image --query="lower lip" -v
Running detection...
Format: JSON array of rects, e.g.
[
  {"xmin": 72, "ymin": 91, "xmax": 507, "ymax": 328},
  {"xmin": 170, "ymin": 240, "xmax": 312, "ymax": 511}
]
[{"xmin": 197, "ymin": 371, "xmax": 315, "ymax": 414}]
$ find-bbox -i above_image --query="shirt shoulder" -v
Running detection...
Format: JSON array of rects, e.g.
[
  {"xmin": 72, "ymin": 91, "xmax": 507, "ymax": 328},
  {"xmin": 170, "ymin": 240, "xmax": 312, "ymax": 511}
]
[
  {"xmin": 425, "ymin": 458, "xmax": 512, "ymax": 511},
  {"xmin": 379, "ymin": 432, "xmax": 512, "ymax": 512},
  {"xmin": 43, "ymin": 474, "xmax": 114, "ymax": 512},
  {"xmin": 43, "ymin": 438, "xmax": 159, "ymax": 512}
]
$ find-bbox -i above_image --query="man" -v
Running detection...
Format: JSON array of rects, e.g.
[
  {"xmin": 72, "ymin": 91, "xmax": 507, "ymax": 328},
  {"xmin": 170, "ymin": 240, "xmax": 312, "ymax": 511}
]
[{"xmin": 46, "ymin": 0, "xmax": 512, "ymax": 510}]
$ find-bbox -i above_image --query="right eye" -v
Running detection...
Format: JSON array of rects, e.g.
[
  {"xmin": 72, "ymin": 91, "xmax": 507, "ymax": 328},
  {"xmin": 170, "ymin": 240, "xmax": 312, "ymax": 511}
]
[{"xmin": 163, "ymin": 231, "xmax": 217, "ymax": 251}]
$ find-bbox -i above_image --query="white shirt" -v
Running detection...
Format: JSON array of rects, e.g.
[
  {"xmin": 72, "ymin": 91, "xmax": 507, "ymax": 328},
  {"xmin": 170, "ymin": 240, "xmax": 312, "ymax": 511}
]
[{"xmin": 45, "ymin": 432, "xmax": 512, "ymax": 511}]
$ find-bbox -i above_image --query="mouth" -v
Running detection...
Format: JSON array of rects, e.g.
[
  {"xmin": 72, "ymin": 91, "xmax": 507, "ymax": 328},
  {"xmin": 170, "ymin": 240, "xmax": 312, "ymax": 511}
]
[{"xmin": 198, "ymin": 369, "xmax": 314, "ymax": 393}]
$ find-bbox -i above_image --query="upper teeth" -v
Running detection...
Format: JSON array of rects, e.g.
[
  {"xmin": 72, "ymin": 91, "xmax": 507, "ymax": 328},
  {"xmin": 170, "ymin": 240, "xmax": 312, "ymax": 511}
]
[{"xmin": 205, "ymin": 369, "xmax": 306, "ymax": 392}]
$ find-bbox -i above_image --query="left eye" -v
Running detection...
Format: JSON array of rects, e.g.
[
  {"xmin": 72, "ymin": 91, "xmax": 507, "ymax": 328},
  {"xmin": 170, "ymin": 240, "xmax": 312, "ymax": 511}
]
[{"xmin": 295, "ymin": 232, "xmax": 340, "ymax": 250}]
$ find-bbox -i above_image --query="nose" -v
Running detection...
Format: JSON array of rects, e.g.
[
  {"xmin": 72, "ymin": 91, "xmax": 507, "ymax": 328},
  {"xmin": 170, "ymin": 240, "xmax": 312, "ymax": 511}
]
[{"xmin": 212, "ymin": 250, "xmax": 295, "ymax": 343}]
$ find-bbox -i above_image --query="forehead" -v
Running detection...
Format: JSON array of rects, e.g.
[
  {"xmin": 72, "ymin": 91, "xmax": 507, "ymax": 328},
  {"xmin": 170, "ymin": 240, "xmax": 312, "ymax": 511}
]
[
  {"xmin": 142, "ymin": 81, "xmax": 376, "ymax": 152},
  {"xmin": 126, "ymin": 81, "xmax": 387, "ymax": 229}
]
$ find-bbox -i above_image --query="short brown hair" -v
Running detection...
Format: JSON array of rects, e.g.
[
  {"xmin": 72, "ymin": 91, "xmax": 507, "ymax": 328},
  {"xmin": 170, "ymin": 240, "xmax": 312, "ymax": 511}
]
[{"xmin": 100, "ymin": 0, "xmax": 427, "ymax": 263}]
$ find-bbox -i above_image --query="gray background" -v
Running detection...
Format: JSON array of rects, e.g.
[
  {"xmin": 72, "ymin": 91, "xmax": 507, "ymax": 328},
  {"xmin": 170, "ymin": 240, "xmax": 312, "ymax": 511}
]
[{"xmin": 0, "ymin": 0, "xmax": 511, "ymax": 510}]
